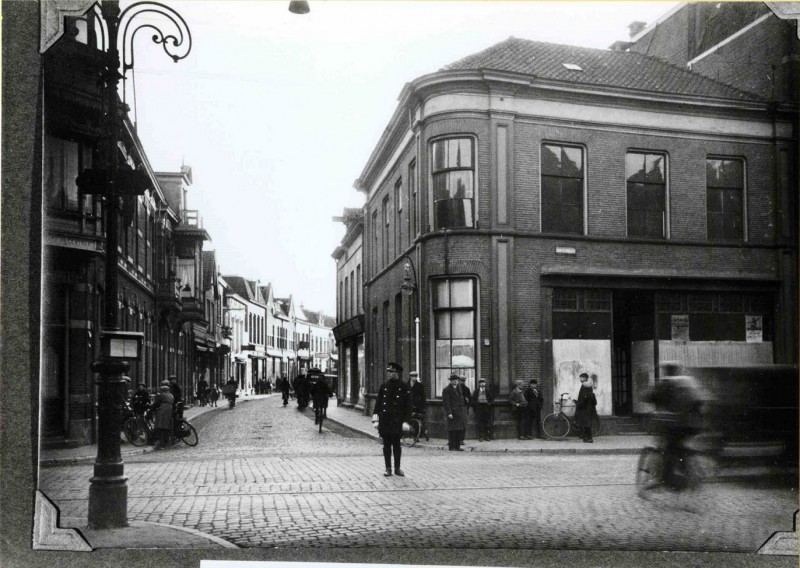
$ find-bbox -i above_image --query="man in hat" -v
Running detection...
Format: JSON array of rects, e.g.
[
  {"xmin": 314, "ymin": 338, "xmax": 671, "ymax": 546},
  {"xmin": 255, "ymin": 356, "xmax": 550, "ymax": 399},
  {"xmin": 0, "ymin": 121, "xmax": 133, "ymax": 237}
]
[
  {"xmin": 524, "ymin": 379, "xmax": 544, "ymax": 439},
  {"xmin": 373, "ymin": 362, "xmax": 412, "ymax": 476},
  {"xmin": 409, "ymin": 371, "xmax": 428, "ymax": 440},
  {"xmin": 470, "ymin": 378, "xmax": 494, "ymax": 441},
  {"xmin": 442, "ymin": 373, "xmax": 466, "ymax": 451}
]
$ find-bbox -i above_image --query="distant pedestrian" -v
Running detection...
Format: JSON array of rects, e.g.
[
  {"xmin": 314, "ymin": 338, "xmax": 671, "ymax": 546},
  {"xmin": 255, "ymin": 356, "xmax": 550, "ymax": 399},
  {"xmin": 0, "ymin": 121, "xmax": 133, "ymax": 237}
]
[
  {"xmin": 409, "ymin": 371, "xmax": 427, "ymax": 440},
  {"xmin": 311, "ymin": 375, "xmax": 332, "ymax": 425},
  {"xmin": 470, "ymin": 377, "xmax": 494, "ymax": 441},
  {"xmin": 209, "ymin": 384, "xmax": 219, "ymax": 407},
  {"xmin": 509, "ymin": 380, "xmax": 529, "ymax": 439},
  {"xmin": 442, "ymin": 374, "xmax": 466, "ymax": 451},
  {"xmin": 281, "ymin": 377, "xmax": 291, "ymax": 406},
  {"xmin": 524, "ymin": 379, "xmax": 544, "ymax": 439},
  {"xmin": 152, "ymin": 381, "xmax": 174, "ymax": 449},
  {"xmin": 373, "ymin": 362, "xmax": 412, "ymax": 476},
  {"xmin": 574, "ymin": 372, "xmax": 598, "ymax": 443}
]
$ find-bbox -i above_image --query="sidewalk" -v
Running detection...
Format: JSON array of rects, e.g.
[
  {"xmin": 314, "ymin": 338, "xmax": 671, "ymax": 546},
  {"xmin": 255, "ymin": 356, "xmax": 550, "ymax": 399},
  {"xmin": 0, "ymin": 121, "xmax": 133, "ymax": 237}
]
[
  {"xmin": 325, "ymin": 404, "xmax": 654, "ymax": 455},
  {"xmin": 39, "ymin": 393, "xmax": 273, "ymax": 466}
]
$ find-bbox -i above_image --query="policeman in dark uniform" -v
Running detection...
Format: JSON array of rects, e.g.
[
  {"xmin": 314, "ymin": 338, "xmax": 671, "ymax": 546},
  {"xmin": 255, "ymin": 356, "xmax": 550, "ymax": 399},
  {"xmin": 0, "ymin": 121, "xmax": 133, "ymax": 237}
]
[{"xmin": 373, "ymin": 362, "xmax": 412, "ymax": 477}]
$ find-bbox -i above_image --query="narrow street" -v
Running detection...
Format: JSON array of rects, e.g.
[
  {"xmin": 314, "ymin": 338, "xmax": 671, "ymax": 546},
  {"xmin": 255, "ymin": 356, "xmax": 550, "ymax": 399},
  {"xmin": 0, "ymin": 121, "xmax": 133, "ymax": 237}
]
[{"xmin": 39, "ymin": 395, "xmax": 797, "ymax": 551}]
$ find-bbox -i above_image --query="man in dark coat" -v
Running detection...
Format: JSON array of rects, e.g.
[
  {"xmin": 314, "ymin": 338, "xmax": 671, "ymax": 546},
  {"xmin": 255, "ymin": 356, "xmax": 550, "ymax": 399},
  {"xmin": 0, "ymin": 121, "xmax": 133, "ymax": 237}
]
[
  {"xmin": 373, "ymin": 362, "xmax": 412, "ymax": 477},
  {"xmin": 457, "ymin": 376, "xmax": 471, "ymax": 445},
  {"xmin": 311, "ymin": 373, "xmax": 332, "ymax": 425},
  {"xmin": 442, "ymin": 374, "xmax": 466, "ymax": 451},
  {"xmin": 574, "ymin": 372, "xmax": 598, "ymax": 443},
  {"xmin": 524, "ymin": 379, "xmax": 544, "ymax": 439},
  {"xmin": 280, "ymin": 377, "xmax": 291, "ymax": 406},
  {"xmin": 470, "ymin": 377, "xmax": 494, "ymax": 441},
  {"xmin": 168, "ymin": 375, "xmax": 182, "ymax": 416}
]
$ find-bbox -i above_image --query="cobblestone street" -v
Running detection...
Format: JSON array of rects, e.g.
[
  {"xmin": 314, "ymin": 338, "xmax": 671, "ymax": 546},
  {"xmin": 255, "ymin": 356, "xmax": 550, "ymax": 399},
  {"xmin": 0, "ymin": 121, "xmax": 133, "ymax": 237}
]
[{"xmin": 40, "ymin": 395, "xmax": 797, "ymax": 551}]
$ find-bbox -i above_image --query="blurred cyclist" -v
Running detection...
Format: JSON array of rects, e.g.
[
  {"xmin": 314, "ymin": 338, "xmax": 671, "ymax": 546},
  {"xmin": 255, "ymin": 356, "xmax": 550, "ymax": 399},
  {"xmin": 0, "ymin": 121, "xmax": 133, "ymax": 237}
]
[{"xmin": 643, "ymin": 362, "xmax": 709, "ymax": 490}]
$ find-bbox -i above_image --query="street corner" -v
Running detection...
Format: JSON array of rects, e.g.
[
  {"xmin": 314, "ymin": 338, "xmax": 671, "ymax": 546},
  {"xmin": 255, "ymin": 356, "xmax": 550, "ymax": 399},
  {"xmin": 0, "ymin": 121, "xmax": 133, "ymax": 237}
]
[{"xmin": 73, "ymin": 520, "xmax": 239, "ymax": 550}]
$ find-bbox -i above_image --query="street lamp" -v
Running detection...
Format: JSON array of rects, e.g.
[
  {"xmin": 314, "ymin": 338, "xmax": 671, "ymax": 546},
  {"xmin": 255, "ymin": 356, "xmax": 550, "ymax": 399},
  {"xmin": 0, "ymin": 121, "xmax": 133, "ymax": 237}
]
[
  {"xmin": 87, "ymin": 0, "xmax": 192, "ymax": 530},
  {"xmin": 401, "ymin": 254, "xmax": 420, "ymax": 375}
]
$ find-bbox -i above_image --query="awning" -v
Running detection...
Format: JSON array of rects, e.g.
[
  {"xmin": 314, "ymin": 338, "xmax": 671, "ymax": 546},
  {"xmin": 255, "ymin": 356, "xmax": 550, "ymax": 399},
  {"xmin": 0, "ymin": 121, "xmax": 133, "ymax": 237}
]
[
  {"xmin": 267, "ymin": 348, "xmax": 283, "ymax": 358},
  {"xmin": 249, "ymin": 353, "xmax": 267, "ymax": 359},
  {"xmin": 296, "ymin": 349, "xmax": 310, "ymax": 359}
]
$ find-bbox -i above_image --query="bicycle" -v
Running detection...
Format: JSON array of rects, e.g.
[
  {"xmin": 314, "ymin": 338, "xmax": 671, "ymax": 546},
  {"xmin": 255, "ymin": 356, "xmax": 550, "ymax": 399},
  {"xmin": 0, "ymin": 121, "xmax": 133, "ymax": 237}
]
[
  {"xmin": 401, "ymin": 414, "xmax": 425, "ymax": 447},
  {"xmin": 636, "ymin": 419, "xmax": 718, "ymax": 500},
  {"xmin": 171, "ymin": 402, "xmax": 199, "ymax": 446},
  {"xmin": 541, "ymin": 393, "xmax": 604, "ymax": 439},
  {"xmin": 314, "ymin": 406, "xmax": 327, "ymax": 433},
  {"xmin": 123, "ymin": 411, "xmax": 152, "ymax": 447}
]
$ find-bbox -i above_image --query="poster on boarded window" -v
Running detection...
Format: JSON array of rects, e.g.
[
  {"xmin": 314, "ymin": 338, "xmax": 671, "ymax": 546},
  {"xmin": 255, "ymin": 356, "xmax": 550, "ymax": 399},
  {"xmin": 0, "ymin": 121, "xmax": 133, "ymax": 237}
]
[{"xmin": 746, "ymin": 315, "xmax": 763, "ymax": 343}]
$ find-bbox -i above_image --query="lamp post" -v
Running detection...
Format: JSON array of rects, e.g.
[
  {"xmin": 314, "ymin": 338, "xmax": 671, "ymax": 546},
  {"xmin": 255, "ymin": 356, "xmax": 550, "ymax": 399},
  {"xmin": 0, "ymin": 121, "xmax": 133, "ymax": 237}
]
[
  {"xmin": 400, "ymin": 254, "xmax": 420, "ymax": 375},
  {"xmin": 87, "ymin": 0, "xmax": 191, "ymax": 530}
]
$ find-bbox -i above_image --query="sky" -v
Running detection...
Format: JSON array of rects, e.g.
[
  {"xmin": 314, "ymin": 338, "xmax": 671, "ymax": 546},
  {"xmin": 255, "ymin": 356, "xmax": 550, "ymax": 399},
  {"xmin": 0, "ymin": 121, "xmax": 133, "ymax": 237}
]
[{"xmin": 128, "ymin": 0, "xmax": 679, "ymax": 315}]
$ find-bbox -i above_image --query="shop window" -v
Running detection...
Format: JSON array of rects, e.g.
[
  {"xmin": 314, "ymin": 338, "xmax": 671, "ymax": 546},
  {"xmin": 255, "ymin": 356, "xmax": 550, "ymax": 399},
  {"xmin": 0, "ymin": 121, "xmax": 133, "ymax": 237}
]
[
  {"xmin": 433, "ymin": 277, "xmax": 476, "ymax": 396},
  {"xmin": 626, "ymin": 151, "xmax": 667, "ymax": 238},
  {"xmin": 432, "ymin": 137, "xmax": 475, "ymax": 229},
  {"xmin": 706, "ymin": 157, "xmax": 744, "ymax": 241},
  {"xmin": 541, "ymin": 143, "xmax": 584, "ymax": 234}
]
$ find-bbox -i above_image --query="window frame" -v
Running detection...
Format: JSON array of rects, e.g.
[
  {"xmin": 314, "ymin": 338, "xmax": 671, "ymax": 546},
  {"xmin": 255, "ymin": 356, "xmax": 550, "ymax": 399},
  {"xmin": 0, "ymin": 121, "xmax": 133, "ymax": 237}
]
[
  {"xmin": 625, "ymin": 150, "xmax": 669, "ymax": 239},
  {"xmin": 432, "ymin": 276, "xmax": 478, "ymax": 397},
  {"xmin": 540, "ymin": 142, "xmax": 587, "ymax": 235},
  {"xmin": 429, "ymin": 135, "xmax": 477, "ymax": 230},
  {"xmin": 706, "ymin": 155, "xmax": 746, "ymax": 242}
]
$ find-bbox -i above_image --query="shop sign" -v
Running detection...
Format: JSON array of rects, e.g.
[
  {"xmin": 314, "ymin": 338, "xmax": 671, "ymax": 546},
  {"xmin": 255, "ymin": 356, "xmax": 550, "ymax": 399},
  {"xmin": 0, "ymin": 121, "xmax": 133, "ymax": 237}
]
[
  {"xmin": 745, "ymin": 315, "xmax": 763, "ymax": 343},
  {"xmin": 671, "ymin": 314, "xmax": 689, "ymax": 341}
]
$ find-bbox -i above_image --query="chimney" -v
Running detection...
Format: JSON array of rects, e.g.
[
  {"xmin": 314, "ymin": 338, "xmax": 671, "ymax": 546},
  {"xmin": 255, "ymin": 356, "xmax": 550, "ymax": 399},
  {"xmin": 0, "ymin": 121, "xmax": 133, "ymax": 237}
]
[{"xmin": 628, "ymin": 21, "xmax": 647, "ymax": 39}]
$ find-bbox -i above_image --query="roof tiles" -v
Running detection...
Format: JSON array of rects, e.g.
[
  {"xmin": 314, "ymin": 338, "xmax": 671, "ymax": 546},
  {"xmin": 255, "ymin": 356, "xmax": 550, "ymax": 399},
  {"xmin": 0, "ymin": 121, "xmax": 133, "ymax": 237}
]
[{"xmin": 442, "ymin": 37, "xmax": 759, "ymax": 101}]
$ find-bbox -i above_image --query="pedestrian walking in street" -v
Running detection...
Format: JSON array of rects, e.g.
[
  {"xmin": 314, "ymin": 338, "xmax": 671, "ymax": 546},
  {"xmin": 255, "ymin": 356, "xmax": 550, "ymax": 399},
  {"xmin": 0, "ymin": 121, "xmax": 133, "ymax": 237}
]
[
  {"xmin": 509, "ymin": 380, "xmax": 530, "ymax": 439},
  {"xmin": 457, "ymin": 376, "xmax": 471, "ymax": 445},
  {"xmin": 409, "ymin": 371, "xmax": 428, "ymax": 440},
  {"xmin": 442, "ymin": 374, "xmax": 466, "ymax": 451},
  {"xmin": 196, "ymin": 377, "xmax": 209, "ymax": 407},
  {"xmin": 524, "ymin": 379, "xmax": 544, "ymax": 439},
  {"xmin": 574, "ymin": 372, "xmax": 598, "ymax": 443},
  {"xmin": 311, "ymin": 373, "xmax": 332, "ymax": 426},
  {"xmin": 281, "ymin": 377, "xmax": 291, "ymax": 407},
  {"xmin": 152, "ymin": 381, "xmax": 174, "ymax": 449},
  {"xmin": 373, "ymin": 362, "xmax": 412, "ymax": 476},
  {"xmin": 471, "ymin": 377, "xmax": 494, "ymax": 441},
  {"xmin": 209, "ymin": 384, "xmax": 219, "ymax": 407}
]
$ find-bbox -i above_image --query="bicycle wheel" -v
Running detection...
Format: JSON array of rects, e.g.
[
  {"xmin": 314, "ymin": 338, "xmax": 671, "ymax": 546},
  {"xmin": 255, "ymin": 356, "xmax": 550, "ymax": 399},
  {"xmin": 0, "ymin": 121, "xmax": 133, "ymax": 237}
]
[
  {"xmin": 124, "ymin": 416, "xmax": 148, "ymax": 447},
  {"xmin": 542, "ymin": 413, "xmax": 570, "ymax": 439},
  {"xmin": 401, "ymin": 419, "xmax": 421, "ymax": 447},
  {"xmin": 176, "ymin": 420, "xmax": 198, "ymax": 446},
  {"xmin": 636, "ymin": 446, "xmax": 663, "ymax": 497}
]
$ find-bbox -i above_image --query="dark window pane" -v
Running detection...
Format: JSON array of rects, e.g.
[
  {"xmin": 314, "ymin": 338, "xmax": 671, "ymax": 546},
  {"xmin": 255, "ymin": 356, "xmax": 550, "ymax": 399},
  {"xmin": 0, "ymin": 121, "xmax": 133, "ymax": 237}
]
[
  {"xmin": 724, "ymin": 189, "xmax": 743, "ymax": 214},
  {"xmin": 561, "ymin": 206, "xmax": 582, "ymax": 231},
  {"xmin": 542, "ymin": 176, "xmax": 561, "ymax": 203},
  {"xmin": 707, "ymin": 187, "xmax": 723, "ymax": 213},
  {"xmin": 432, "ymin": 141, "xmax": 446, "ymax": 172},
  {"xmin": 628, "ymin": 211, "xmax": 645, "ymax": 236},
  {"xmin": 718, "ymin": 159, "xmax": 743, "ymax": 188},
  {"xmin": 433, "ymin": 173, "xmax": 449, "ymax": 201},
  {"xmin": 707, "ymin": 212, "xmax": 724, "ymax": 239},
  {"xmin": 562, "ymin": 178, "xmax": 583, "ymax": 204}
]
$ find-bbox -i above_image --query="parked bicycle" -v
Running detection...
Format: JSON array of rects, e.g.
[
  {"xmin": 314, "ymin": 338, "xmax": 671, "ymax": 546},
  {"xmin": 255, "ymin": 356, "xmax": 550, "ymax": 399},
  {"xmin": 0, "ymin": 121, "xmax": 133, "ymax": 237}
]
[
  {"xmin": 400, "ymin": 412, "xmax": 426, "ymax": 447},
  {"xmin": 172, "ymin": 402, "xmax": 199, "ymax": 446},
  {"xmin": 542, "ymin": 393, "xmax": 604, "ymax": 439},
  {"xmin": 123, "ymin": 407, "xmax": 152, "ymax": 447}
]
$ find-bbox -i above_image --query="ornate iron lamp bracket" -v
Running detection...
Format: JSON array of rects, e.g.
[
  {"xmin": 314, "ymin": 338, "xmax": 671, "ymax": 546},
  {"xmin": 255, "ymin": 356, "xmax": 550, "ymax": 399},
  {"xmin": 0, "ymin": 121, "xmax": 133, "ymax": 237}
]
[{"xmin": 118, "ymin": 1, "xmax": 192, "ymax": 78}]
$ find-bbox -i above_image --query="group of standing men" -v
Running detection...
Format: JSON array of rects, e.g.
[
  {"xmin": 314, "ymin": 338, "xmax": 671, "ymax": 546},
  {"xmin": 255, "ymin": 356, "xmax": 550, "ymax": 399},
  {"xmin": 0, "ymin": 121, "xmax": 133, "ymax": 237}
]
[
  {"xmin": 442, "ymin": 374, "xmax": 499, "ymax": 451},
  {"xmin": 509, "ymin": 379, "xmax": 544, "ymax": 440}
]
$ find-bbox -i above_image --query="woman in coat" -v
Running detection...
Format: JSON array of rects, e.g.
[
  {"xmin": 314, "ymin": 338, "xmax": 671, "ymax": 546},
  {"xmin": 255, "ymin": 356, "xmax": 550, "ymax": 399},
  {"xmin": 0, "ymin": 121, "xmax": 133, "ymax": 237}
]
[
  {"xmin": 152, "ymin": 382, "xmax": 174, "ymax": 449},
  {"xmin": 442, "ymin": 374, "xmax": 466, "ymax": 451},
  {"xmin": 574, "ymin": 372, "xmax": 598, "ymax": 443}
]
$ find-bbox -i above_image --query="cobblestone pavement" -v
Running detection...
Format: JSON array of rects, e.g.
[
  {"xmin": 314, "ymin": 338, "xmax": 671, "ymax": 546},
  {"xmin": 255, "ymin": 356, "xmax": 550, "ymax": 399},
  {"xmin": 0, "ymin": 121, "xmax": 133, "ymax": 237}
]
[{"xmin": 40, "ymin": 395, "xmax": 797, "ymax": 551}]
